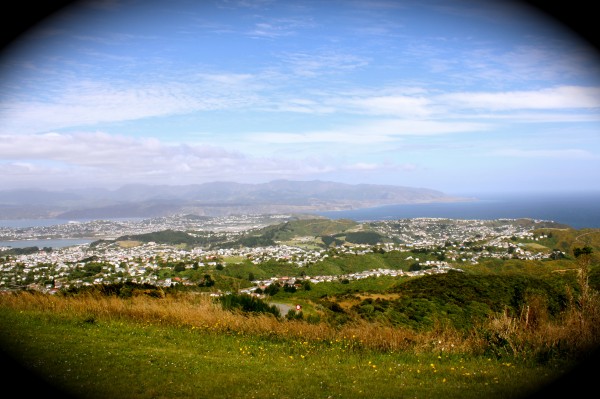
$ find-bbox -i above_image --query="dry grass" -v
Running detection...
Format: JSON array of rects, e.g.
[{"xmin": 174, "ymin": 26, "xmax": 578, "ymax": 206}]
[
  {"xmin": 0, "ymin": 289, "xmax": 538, "ymax": 358},
  {"xmin": 116, "ymin": 240, "xmax": 142, "ymax": 248},
  {"xmin": 482, "ymin": 256, "xmax": 600, "ymax": 360},
  {"xmin": 0, "ymin": 290, "xmax": 480, "ymax": 355}
]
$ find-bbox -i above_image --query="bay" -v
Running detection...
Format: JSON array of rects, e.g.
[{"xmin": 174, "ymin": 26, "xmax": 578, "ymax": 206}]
[
  {"xmin": 0, "ymin": 219, "xmax": 73, "ymax": 228},
  {"xmin": 316, "ymin": 192, "xmax": 600, "ymax": 229},
  {"xmin": 0, "ymin": 217, "xmax": 142, "ymax": 228},
  {"xmin": 0, "ymin": 238, "xmax": 94, "ymax": 249}
]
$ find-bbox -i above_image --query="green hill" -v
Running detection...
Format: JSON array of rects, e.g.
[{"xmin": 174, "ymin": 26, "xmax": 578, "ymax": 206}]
[
  {"xmin": 111, "ymin": 229, "xmax": 227, "ymax": 247},
  {"xmin": 222, "ymin": 218, "xmax": 361, "ymax": 248},
  {"xmin": 263, "ymin": 218, "xmax": 360, "ymax": 239}
]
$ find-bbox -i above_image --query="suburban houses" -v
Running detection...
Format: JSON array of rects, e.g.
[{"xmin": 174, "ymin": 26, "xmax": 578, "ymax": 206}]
[{"xmin": 0, "ymin": 215, "xmax": 563, "ymax": 293}]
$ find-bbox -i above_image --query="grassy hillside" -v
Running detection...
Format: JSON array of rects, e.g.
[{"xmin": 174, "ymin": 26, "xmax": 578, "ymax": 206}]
[
  {"xmin": 106, "ymin": 218, "xmax": 375, "ymax": 249},
  {"xmin": 97, "ymin": 229, "xmax": 231, "ymax": 248},
  {"xmin": 228, "ymin": 218, "xmax": 362, "ymax": 247},
  {"xmin": 1, "ymin": 290, "xmax": 596, "ymax": 399},
  {"xmin": 532, "ymin": 227, "xmax": 600, "ymax": 254}
]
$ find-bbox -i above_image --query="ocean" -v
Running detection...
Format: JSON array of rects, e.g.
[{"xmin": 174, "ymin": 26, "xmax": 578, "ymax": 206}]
[{"xmin": 316, "ymin": 192, "xmax": 600, "ymax": 229}]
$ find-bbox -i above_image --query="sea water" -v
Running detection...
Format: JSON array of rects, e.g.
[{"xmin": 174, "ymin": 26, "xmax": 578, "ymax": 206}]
[{"xmin": 316, "ymin": 192, "xmax": 600, "ymax": 229}]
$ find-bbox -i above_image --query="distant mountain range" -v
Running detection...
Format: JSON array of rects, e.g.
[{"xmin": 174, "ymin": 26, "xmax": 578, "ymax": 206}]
[{"xmin": 0, "ymin": 180, "xmax": 470, "ymax": 219}]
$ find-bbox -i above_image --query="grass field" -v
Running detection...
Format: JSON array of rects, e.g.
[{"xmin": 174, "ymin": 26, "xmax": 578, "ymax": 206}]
[
  {"xmin": 117, "ymin": 240, "xmax": 143, "ymax": 248},
  {"xmin": 0, "ymin": 291, "xmax": 593, "ymax": 399}
]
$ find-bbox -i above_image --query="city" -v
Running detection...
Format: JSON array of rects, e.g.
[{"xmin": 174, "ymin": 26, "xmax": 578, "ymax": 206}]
[{"xmin": 0, "ymin": 214, "xmax": 564, "ymax": 293}]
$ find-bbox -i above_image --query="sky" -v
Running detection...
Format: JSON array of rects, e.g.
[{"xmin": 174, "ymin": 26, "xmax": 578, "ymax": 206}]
[{"xmin": 0, "ymin": 0, "xmax": 599, "ymax": 196}]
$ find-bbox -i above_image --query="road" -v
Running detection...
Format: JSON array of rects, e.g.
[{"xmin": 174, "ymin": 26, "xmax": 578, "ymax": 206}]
[{"xmin": 270, "ymin": 302, "xmax": 294, "ymax": 316}]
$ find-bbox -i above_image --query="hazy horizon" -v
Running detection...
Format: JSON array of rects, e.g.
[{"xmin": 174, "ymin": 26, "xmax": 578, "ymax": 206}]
[
  {"xmin": 1, "ymin": 178, "xmax": 600, "ymax": 198},
  {"xmin": 1, "ymin": 0, "xmax": 599, "ymax": 195}
]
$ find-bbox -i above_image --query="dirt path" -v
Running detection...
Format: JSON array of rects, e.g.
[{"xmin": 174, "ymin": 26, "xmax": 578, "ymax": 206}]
[{"xmin": 574, "ymin": 230, "xmax": 600, "ymax": 244}]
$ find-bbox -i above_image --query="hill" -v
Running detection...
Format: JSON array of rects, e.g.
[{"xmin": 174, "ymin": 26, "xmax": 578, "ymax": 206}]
[
  {"xmin": 0, "ymin": 180, "xmax": 467, "ymax": 219},
  {"xmin": 107, "ymin": 217, "xmax": 393, "ymax": 249}
]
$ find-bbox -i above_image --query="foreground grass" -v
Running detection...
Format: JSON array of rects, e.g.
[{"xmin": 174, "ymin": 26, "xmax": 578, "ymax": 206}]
[{"xmin": 0, "ymin": 306, "xmax": 574, "ymax": 399}]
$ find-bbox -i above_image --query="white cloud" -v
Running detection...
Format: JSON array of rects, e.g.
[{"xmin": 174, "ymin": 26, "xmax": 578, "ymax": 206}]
[
  {"xmin": 492, "ymin": 148, "xmax": 597, "ymax": 160},
  {"xmin": 197, "ymin": 73, "xmax": 255, "ymax": 85},
  {"xmin": 438, "ymin": 86, "xmax": 600, "ymax": 111},
  {"xmin": 342, "ymin": 162, "xmax": 418, "ymax": 173},
  {"xmin": 268, "ymin": 85, "xmax": 600, "ymax": 122},
  {"xmin": 280, "ymin": 51, "xmax": 370, "ymax": 77},
  {"xmin": 345, "ymin": 162, "xmax": 379, "ymax": 171},
  {"xmin": 342, "ymin": 119, "xmax": 489, "ymax": 137},
  {"xmin": 0, "ymin": 74, "xmax": 263, "ymax": 134},
  {"xmin": 450, "ymin": 112, "xmax": 600, "ymax": 123},
  {"xmin": 251, "ymin": 118, "xmax": 488, "ymax": 145},
  {"xmin": 333, "ymin": 95, "xmax": 432, "ymax": 117},
  {"xmin": 267, "ymin": 98, "xmax": 337, "ymax": 114},
  {"xmin": 247, "ymin": 22, "xmax": 296, "ymax": 38},
  {"xmin": 0, "ymin": 132, "xmax": 241, "ymax": 166},
  {"xmin": 252, "ymin": 130, "xmax": 395, "ymax": 144},
  {"xmin": 0, "ymin": 131, "xmax": 393, "ymax": 189}
]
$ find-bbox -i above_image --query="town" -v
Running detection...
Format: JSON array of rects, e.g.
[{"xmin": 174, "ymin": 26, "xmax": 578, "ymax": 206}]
[{"xmin": 0, "ymin": 214, "xmax": 564, "ymax": 294}]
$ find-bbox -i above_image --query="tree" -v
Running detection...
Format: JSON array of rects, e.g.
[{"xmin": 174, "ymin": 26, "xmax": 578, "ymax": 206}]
[
  {"xmin": 283, "ymin": 284, "xmax": 297, "ymax": 293},
  {"xmin": 409, "ymin": 262, "xmax": 421, "ymax": 271},
  {"xmin": 573, "ymin": 246, "xmax": 593, "ymax": 258},
  {"xmin": 302, "ymin": 280, "xmax": 312, "ymax": 291},
  {"xmin": 264, "ymin": 283, "xmax": 280, "ymax": 296},
  {"xmin": 199, "ymin": 274, "xmax": 214, "ymax": 287},
  {"xmin": 173, "ymin": 262, "xmax": 186, "ymax": 272}
]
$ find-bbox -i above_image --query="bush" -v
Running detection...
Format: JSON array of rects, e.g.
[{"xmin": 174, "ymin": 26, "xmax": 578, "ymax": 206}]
[
  {"xmin": 283, "ymin": 284, "xmax": 297, "ymax": 293},
  {"xmin": 217, "ymin": 293, "xmax": 281, "ymax": 318},
  {"xmin": 286, "ymin": 309, "xmax": 303, "ymax": 320},
  {"xmin": 59, "ymin": 282, "xmax": 165, "ymax": 299},
  {"xmin": 264, "ymin": 283, "xmax": 280, "ymax": 296}
]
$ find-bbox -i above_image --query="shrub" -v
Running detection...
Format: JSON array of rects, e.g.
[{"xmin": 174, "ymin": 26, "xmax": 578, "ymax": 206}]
[{"xmin": 217, "ymin": 293, "xmax": 281, "ymax": 318}]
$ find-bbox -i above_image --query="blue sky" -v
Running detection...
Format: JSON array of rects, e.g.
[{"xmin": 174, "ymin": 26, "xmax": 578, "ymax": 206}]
[{"xmin": 0, "ymin": 0, "xmax": 599, "ymax": 195}]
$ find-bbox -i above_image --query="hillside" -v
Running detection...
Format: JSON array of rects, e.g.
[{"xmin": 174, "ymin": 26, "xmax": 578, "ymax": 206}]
[
  {"xmin": 239, "ymin": 218, "xmax": 361, "ymax": 241},
  {"xmin": 107, "ymin": 218, "xmax": 392, "ymax": 249},
  {"xmin": 104, "ymin": 218, "xmax": 600, "ymax": 254}
]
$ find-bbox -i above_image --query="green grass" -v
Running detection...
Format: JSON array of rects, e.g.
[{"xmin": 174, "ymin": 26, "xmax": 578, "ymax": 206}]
[
  {"xmin": 272, "ymin": 275, "xmax": 405, "ymax": 302},
  {"xmin": 222, "ymin": 255, "xmax": 247, "ymax": 263},
  {"xmin": 0, "ymin": 307, "xmax": 572, "ymax": 399}
]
